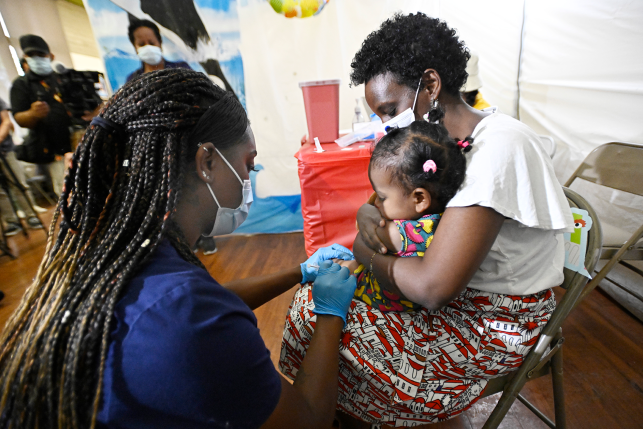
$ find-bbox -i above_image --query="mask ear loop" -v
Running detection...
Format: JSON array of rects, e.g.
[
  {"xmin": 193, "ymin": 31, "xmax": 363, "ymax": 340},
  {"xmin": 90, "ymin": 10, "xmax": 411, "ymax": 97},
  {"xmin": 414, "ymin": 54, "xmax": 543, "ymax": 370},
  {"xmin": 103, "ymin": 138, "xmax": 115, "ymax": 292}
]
[
  {"xmin": 206, "ymin": 183, "xmax": 222, "ymax": 209},
  {"xmin": 213, "ymin": 146, "xmax": 243, "ymax": 184},
  {"xmin": 411, "ymin": 77, "xmax": 422, "ymax": 113},
  {"xmin": 205, "ymin": 146, "xmax": 245, "ymax": 210}
]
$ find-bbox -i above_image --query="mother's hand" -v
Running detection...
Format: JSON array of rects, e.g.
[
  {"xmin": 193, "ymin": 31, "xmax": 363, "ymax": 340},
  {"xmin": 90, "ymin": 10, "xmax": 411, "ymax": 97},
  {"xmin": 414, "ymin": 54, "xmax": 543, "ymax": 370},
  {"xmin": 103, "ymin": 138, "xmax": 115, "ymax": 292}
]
[
  {"xmin": 352, "ymin": 232, "xmax": 374, "ymax": 267},
  {"xmin": 300, "ymin": 244, "xmax": 353, "ymax": 284},
  {"xmin": 356, "ymin": 203, "xmax": 387, "ymax": 255}
]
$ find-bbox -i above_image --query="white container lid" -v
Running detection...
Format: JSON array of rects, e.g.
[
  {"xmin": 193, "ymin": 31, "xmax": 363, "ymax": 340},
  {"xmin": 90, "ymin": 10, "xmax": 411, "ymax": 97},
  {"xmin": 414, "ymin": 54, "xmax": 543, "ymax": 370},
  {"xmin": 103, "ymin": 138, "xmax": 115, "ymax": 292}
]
[{"xmin": 299, "ymin": 79, "xmax": 341, "ymax": 88}]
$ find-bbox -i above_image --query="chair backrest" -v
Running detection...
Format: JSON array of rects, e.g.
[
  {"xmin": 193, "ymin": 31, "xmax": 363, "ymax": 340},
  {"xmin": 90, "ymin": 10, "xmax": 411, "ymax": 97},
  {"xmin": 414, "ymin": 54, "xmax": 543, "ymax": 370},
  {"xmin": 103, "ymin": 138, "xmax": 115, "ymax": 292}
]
[
  {"xmin": 538, "ymin": 135, "xmax": 556, "ymax": 159},
  {"xmin": 535, "ymin": 188, "xmax": 603, "ymax": 346},
  {"xmin": 564, "ymin": 142, "xmax": 643, "ymax": 197},
  {"xmin": 561, "ymin": 187, "xmax": 603, "ymax": 290}
]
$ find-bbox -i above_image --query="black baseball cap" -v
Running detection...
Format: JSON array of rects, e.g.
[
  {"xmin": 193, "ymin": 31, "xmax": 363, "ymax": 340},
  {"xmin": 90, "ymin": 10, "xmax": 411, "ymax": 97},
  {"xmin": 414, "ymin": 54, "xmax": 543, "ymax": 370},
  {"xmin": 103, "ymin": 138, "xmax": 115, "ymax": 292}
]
[{"xmin": 19, "ymin": 34, "xmax": 50, "ymax": 56}]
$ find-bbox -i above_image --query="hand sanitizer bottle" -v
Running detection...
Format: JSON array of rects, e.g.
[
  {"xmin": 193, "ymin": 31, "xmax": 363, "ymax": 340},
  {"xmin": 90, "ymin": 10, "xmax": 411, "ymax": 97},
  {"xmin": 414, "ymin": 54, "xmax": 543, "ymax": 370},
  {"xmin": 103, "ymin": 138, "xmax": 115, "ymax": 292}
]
[{"xmin": 352, "ymin": 98, "xmax": 366, "ymax": 131}]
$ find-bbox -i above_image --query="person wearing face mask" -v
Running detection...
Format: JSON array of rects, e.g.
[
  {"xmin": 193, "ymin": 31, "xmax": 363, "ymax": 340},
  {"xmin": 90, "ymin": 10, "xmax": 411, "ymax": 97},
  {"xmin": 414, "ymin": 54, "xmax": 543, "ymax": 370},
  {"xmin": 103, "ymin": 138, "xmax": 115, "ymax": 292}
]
[
  {"xmin": 10, "ymin": 35, "xmax": 71, "ymax": 196},
  {"xmin": 0, "ymin": 69, "xmax": 358, "ymax": 429},
  {"xmin": 20, "ymin": 57, "xmax": 29, "ymax": 74},
  {"xmin": 125, "ymin": 19, "xmax": 192, "ymax": 83},
  {"xmin": 124, "ymin": 18, "xmax": 226, "ymax": 255},
  {"xmin": 280, "ymin": 13, "xmax": 574, "ymax": 428}
]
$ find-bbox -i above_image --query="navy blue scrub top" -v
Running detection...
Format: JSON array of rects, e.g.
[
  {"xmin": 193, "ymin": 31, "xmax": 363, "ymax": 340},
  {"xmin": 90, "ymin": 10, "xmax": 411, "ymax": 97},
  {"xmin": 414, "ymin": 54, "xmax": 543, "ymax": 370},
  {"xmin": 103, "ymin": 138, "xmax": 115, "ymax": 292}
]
[{"xmin": 97, "ymin": 240, "xmax": 281, "ymax": 428}]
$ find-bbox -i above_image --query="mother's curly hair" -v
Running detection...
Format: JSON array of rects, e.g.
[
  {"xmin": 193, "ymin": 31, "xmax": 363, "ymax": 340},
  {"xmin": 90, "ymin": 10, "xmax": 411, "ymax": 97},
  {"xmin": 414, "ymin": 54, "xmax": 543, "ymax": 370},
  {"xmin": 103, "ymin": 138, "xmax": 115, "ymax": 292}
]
[{"xmin": 350, "ymin": 13, "xmax": 470, "ymax": 95}]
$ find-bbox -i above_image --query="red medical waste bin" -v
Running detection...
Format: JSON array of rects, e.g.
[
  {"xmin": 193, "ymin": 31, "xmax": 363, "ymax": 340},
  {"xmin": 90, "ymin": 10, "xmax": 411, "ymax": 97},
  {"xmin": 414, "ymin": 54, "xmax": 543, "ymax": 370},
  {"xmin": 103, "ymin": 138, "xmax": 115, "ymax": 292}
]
[
  {"xmin": 299, "ymin": 79, "xmax": 340, "ymax": 143},
  {"xmin": 296, "ymin": 142, "xmax": 374, "ymax": 256}
]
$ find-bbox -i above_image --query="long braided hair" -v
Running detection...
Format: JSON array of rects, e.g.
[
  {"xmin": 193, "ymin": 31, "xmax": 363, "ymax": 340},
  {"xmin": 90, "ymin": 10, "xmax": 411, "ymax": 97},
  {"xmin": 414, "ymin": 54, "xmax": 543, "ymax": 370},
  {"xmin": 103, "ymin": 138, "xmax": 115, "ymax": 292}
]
[{"xmin": 0, "ymin": 68, "xmax": 248, "ymax": 428}]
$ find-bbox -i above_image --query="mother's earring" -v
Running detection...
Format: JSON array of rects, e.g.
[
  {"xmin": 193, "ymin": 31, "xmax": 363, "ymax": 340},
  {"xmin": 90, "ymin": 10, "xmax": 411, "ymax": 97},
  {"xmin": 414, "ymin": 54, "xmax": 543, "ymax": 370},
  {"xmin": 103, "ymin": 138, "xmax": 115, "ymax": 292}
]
[{"xmin": 423, "ymin": 99, "xmax": 443, "ymax": 124}]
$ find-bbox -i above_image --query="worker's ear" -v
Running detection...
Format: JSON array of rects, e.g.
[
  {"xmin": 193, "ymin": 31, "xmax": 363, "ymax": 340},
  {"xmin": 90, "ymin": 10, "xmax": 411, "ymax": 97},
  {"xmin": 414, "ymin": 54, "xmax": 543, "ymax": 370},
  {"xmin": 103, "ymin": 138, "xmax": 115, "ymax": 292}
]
[
  {"xmin": 49, "ymin": 53, "xmax": 55, "ymax": 61},
  {"xmin": 195, "ymin": 142, "xmax": 217, "ymax": 185}
]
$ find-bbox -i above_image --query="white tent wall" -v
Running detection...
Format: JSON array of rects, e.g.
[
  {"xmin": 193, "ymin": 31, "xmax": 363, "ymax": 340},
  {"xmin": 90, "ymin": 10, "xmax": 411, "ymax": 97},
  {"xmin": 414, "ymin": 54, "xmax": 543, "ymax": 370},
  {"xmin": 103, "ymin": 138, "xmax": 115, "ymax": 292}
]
[
  {"xmin": 518, "ymin": 0, "xmax": 643, "ymax": 231},
  {"xmin": 239, "ymin": 0, "xmax": 642, "ymax": 231},
  {"xmin": 439, "ymin": 0, "xmax": 524, "ymax": 118},
  {"xmin": 239, "ymin": 0, "xmax": 527, "ymax": 198},
  {"xmin": 238, "ymin": 0, "xmax": 439, "ymax": 198}
]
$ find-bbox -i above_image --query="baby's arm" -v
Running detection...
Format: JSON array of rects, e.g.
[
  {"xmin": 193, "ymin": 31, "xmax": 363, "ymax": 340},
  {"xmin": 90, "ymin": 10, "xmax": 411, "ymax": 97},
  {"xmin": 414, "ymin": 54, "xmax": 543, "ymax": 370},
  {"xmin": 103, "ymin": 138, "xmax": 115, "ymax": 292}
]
[
  {"xmin": 376, "ymin": 220, "xmax": 403, "ymax": 254},
  {"xmin": 333, "ymin": 258, "xmax": 360, "ymax": 272},
  {"xmin": 332, "ymin": 217, "xmax": 409, "ymax": 274},
  {"xmin": 333, "ymin": 221, "xmax": 403, "ymax": 273}
]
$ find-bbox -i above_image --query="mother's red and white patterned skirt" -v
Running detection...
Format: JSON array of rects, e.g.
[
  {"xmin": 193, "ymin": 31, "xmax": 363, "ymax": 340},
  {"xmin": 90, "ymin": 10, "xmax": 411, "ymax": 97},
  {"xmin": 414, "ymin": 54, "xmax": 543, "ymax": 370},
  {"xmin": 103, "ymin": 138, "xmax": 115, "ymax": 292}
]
[{"xmin": 279, "ymin": 285, "xmax": 555, "ymax": 426}]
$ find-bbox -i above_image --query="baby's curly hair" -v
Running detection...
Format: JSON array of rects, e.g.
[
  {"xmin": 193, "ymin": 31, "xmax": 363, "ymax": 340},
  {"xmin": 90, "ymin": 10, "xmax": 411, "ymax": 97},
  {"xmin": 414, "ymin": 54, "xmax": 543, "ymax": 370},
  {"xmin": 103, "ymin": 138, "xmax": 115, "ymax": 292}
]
[
  {"xmin": 370, "ymin": 121, "xmax": 472, "ymax": 211},
  {"xmin": 350, "ymin": 13, "xmax": 470, "ymax": 96}
]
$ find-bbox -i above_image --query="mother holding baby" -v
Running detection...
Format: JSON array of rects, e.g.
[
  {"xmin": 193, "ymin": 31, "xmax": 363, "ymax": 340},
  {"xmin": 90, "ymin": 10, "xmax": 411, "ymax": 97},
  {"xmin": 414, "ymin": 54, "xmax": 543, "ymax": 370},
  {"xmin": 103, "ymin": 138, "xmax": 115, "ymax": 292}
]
[{"xmin": 279, "ymin": 12, "xmax": 574, "ymax": 428}]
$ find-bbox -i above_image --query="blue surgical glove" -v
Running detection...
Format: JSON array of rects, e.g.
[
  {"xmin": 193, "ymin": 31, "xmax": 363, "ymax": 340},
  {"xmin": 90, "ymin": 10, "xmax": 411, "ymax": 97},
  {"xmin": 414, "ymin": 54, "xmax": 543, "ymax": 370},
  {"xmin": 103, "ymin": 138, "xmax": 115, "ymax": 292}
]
[
  {"xmin": 300, "ymin": 243, "xmax": 354, "ymax": 284},
  {"xmin": 312, "ymin": 260, "xmax": 357, "ymax": 326}
]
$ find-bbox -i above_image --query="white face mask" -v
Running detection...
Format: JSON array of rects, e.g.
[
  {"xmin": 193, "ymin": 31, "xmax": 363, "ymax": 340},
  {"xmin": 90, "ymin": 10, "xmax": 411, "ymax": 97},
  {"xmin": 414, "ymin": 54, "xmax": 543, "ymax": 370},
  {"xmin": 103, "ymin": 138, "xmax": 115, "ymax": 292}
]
[
  {"xmin": 137, "ymin": 45, "xmax": 163, "ymax": 66},
  {"xmin": 382, "ymin": 78, "xmax": 422, "ymax": 132},
  {"xmin": 203, "ymin": 147, "xmax": 253, "ymax": 237},
  {"xmin": 26, "ymin": 56, "xmax": 52, "ymax": 76}
]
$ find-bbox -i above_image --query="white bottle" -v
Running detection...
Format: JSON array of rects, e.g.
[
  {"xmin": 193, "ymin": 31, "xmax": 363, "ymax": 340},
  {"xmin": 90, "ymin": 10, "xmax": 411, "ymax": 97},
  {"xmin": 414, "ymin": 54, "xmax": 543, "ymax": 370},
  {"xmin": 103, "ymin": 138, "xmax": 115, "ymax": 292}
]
[{"xmin": 352, "ymin": 98, "xmax": 366, "ymax": 131}]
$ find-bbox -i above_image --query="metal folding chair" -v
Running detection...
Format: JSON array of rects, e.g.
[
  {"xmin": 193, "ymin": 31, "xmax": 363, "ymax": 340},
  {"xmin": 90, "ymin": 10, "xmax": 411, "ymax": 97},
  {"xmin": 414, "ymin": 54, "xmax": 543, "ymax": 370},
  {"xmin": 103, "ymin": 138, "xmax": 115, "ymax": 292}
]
[
  {"xmin": 481, "ymin": 187, "xmax": 603, "ymax": 429},
  {"xmin": 564, "ymin": 142, "xmax": 643, "ymax": 305}
]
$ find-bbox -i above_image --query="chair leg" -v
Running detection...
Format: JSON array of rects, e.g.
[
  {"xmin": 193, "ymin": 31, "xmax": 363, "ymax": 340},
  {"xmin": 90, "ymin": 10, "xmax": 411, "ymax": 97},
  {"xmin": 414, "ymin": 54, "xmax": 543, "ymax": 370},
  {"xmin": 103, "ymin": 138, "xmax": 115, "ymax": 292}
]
[
  {"xmin": 551, "ymin": 329, "xmax": 566, "ymax": 429},
  {"xmin": 577, "ymin": 224, "xmax": 643, "ymax": 306},
  {"xmin": 482, "ymin": 390, "xmax": 516, "ymax": 429},
  {"xmin": 517, "ymin": 395, "xmax": 556, "ymax": 428},
  {"xmin": 0, "ymin": 220, "xmax": 15, "ymax": 259},
  {"xmin": 31, "ymin": 181, "xmax": 56, "ymax": 206}
]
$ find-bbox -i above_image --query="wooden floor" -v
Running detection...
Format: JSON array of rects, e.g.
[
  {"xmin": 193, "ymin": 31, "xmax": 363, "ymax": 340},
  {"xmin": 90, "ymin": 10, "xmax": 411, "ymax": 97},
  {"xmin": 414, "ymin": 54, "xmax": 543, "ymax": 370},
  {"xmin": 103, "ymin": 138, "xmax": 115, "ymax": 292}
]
[{"xmin": 1, "ymin": 211, "xmax": 642, "ymax": 429}]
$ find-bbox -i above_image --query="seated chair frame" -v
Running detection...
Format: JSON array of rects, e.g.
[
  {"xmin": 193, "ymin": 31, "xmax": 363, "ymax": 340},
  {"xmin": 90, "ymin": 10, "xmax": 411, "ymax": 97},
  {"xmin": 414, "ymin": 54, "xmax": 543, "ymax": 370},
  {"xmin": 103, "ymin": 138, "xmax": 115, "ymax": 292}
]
[
  {"xmin": 564, "ymin": 142, "xmax": 643, "ymax": 305},
  {"xmin": 481, "ymin": 187, "xmax": 603, "ymax": 429}
]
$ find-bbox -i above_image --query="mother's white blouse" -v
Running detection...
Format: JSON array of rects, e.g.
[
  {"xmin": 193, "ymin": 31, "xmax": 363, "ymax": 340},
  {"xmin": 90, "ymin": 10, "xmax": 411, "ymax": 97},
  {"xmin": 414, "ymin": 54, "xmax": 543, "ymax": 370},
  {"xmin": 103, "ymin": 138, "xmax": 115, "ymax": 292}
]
[{"xmin": 447, "ymin": 110, "xmax": 574, "ymax": 295}]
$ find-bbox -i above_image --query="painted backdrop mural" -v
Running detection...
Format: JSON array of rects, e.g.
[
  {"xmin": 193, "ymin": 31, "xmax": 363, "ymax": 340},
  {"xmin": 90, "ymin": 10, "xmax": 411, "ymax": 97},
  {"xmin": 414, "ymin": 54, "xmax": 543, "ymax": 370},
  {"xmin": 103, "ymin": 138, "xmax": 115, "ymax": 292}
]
[
  {"xmin": 83, "ymin": 0, "xmax": 303, "ymax": 233},
  {"xmin": 83, "ymin": 0, "xmax": 245, "ymax": 107}
]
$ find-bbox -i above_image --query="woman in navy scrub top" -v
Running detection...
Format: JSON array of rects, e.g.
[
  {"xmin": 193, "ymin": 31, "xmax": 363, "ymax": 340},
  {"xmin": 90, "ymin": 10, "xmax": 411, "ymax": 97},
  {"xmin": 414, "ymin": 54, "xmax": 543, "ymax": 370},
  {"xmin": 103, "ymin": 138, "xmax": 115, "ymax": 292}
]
[{"xmin": 0, "ymin": 69, "xmax": 357, "ymax": 429}]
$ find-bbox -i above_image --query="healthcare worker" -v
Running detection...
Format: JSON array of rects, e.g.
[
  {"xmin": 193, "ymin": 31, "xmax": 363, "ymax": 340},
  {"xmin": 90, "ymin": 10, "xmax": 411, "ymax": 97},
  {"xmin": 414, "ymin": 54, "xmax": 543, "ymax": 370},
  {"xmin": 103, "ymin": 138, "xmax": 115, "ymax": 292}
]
[{"xmin": 0, "ymin": 69, "xmax": 357, "ymax": 429}]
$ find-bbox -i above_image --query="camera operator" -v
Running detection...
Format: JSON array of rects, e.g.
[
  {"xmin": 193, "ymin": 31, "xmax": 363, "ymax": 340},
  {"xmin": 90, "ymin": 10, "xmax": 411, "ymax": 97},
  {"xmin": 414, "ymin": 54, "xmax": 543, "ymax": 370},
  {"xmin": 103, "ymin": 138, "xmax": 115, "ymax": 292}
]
[{"xmin": 10, "ymin": 35, "xmax": 74, "ymax": 197}]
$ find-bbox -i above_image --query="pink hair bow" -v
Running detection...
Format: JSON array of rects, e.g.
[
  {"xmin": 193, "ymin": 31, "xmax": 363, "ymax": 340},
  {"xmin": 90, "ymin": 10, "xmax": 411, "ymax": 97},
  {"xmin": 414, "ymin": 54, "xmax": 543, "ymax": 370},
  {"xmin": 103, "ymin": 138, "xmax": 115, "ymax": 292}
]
[
  {"xmin": 457, "ymin": 140, "xmax": 470, "ymax": 149},
  {"xmin": 423, "ymin": 160, "xmax": 437, "ymax": 173}
]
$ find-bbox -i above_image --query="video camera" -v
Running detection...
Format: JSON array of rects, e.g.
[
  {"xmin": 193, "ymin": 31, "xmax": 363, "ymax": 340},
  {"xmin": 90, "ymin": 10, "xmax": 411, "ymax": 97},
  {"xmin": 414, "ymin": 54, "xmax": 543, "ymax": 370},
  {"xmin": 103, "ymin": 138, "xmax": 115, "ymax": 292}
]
[{"xmin": 55, "ymin": 68, "xmax": 105, "ymax": 126}]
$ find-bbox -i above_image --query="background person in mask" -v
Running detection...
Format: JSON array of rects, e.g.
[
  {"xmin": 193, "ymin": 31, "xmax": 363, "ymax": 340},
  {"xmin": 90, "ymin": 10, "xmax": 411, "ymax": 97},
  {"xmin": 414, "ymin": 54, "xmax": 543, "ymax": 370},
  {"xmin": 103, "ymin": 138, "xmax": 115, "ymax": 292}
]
[
  {"xmin": 123, "ymin": 18, "xmax": 224, "ymax": 255},
  {"xmin": 126, "ymin": 19, "xmax": 192, "ymax": 83},
  {"xmin": 19, "ymin": 57, "xmax": 29, "ymax": 74},
  {"xmin": 460, "ymin": 51, "xmax": 491, "ymax": 110},
  {"xmin": 0, "ymin": 69, "xmax": 357, "ymax": 429},
  {"xmin": 10, "ymin": 34, "xmax": 71, "ymax": 197}
]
